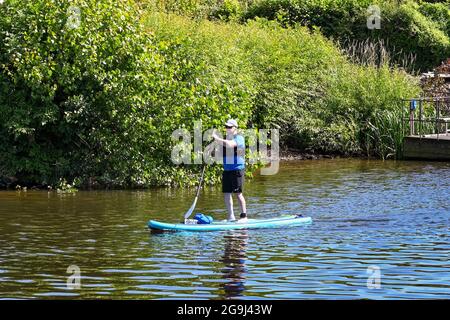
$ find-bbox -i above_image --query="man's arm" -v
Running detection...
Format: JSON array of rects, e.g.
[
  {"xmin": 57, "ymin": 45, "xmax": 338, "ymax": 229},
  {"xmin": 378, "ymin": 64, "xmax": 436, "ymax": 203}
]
[{"xmin": 212, "ymin": 133, "xmax": 237, "ymax": 148}]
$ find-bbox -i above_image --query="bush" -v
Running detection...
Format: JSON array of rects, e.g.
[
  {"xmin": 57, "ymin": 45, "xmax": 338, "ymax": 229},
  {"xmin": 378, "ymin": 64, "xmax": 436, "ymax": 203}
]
[
  {"xmin": 1, "ymin": 0, "xmax": 159, "ymax": 186},
  {"xmin": 143, "ymin": 12, "xmax": 420, "ymax": 159},
  {"xmin": 418, "ymin": 1, "xmax": 450, "ymax": 37},
  {"xmin": 0, "ymin": 0, "xmax": 254, "ymax": 188},
  {"xmin": 140, "ymin": 1, "xmax": 450, "ymax": 71},
  {"xmin": 244, "ymin": 0, "xmax": 450, "ymax": 71},
  {"xmin": 0, "ymin": 1, "xmax": 422, "ymax": 188},
  {"xmin": 210, "ymin": 0, "xmax": 244, "ymax": 21}
]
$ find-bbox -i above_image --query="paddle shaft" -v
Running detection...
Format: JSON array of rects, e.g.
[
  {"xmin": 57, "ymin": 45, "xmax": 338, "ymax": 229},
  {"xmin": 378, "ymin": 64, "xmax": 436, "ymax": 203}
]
[
  {"xmin": 183, "ymin": 165, "xmax": 206, "ymax": 219},
  {"xmin": 195, "ymin": 165, "xmax": 206, "ymax": 198}
]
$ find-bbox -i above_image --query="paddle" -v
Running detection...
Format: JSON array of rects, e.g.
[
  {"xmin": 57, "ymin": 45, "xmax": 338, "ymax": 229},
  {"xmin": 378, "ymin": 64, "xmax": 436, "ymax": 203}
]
[{"xmin": 183, "ymin": 165, "xmax": 207, "ymax": 220}]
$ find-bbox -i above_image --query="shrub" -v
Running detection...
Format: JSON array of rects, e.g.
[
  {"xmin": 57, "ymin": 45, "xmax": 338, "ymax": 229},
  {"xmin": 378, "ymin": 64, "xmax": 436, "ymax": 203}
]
[
  {"xmin": 244, "ymin": 0, "xmax": 450, "ymax": 71},
  {"xmin": 0, "ymin": 1, "xmax": 422, "ymax": 188},
  {"xmin": 210, "ymin": 0, "xmax": 244, "ymax": 21},
  {"xmin": 418, "ymin": 1, "xmax": 450, "ymax": 37},
  {"xmin": 143, "ymin": 12, "xmax": 421, "ymax": 159},
  {"xmin": 1, "ymin": 0, "xmax": 160, "ymax": 186},
  {"xmin": 0, "ymin": 0, "xmax": 254, "ymax": 187}
]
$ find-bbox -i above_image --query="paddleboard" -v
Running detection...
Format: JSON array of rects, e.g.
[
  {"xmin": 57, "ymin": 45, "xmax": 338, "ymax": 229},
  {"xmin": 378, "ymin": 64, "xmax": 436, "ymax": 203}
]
[{"xmin": 148, "ymin": 214, "xmax": 312, "ymax": 232}]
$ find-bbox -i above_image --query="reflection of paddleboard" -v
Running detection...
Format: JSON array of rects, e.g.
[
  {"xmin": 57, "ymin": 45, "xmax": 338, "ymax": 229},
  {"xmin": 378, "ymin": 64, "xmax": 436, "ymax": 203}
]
[{"xmin": 148, "ymin": 215, "xmax": 312, "ymax": 232}]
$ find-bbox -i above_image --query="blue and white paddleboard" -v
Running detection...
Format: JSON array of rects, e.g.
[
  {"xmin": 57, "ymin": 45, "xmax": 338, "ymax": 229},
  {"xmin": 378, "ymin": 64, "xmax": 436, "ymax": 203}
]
[{"xmin": 148, "ymin": 215, "xmax": 312, "ymax": 232}]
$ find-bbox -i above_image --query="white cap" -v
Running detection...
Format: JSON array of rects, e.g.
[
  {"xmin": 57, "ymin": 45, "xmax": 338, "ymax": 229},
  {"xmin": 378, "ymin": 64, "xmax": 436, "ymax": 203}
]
[{"xmin": 225, "ymin": 119, "xmax": 238, "ymax": 128}]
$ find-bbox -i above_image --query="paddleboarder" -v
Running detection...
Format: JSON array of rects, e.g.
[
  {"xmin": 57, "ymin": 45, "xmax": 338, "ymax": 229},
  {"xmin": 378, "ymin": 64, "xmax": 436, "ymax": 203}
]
[{"xmin": 212, "ymin": 119, "xmax": 247, "ymax": 222}]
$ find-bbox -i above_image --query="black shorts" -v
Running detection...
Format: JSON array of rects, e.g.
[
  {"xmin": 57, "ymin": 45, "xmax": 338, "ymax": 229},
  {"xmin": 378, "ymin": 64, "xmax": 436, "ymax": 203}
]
[{"xmin": 222, "ymin": 169, "xmax": 245, "ymax": 193}]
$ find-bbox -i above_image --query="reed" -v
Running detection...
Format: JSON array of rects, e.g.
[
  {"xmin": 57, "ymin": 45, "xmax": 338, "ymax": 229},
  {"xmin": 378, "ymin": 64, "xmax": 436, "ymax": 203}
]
[{"xmin": 339, "ymin": 38, "xmax": 418, "ymax": 74}]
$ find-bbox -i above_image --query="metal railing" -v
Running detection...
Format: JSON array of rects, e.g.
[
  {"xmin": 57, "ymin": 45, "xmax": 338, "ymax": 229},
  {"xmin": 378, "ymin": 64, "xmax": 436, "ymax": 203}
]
[{"xmin": 402, "ymin": 97, "xmax": 450, "ymax": 139}]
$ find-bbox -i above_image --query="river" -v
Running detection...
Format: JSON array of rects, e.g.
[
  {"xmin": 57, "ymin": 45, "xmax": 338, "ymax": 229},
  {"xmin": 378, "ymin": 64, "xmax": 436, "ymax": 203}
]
[{"xmin": 0, "ymin": 159, "xmax": 449, "ymax": 299}]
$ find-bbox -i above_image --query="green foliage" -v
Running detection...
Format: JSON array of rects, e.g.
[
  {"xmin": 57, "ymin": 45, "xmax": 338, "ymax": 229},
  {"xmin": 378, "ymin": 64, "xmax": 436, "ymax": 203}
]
[
  {"xmin": 418, "ymin": 1, "xmax": 450, "ymax": 37},
  {"xmin": 138, "ymin": 0, "xmax": 214, "ymax": 18},
  {"xmin": 364, "ymin": 109, "xmax": 403, "ymax": 160},
  {"xmin": 0, "ymin": 0, "xmax": 254, "ymax": 188},
  {"xmin": 210, "ymin": 0, "xmax": 244, "ymax": 21},
  {"xmin": 140, "ymin": 0, "xmax": 450, "ymax": 71},
  {"xmin": 1, "ymin": 0, "xmax": 158, "ymax": 187},
  {"xmin": 0, "ymin": 1, "xmax": 423, "ymax": 188},
  {"xmin": 393, "ymin": 1, "xmax": 450, "ymax": 70},
  {"xmin": 243, "ymin": 0, "xmax": 450, "ymax": 71},
  {"xmin": 144, "ymin": 12, "xmax": 420, "ymax": 159}
]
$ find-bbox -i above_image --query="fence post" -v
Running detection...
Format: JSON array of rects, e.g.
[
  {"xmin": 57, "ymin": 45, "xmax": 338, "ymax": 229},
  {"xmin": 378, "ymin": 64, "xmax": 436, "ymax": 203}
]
[
  {"xmin": 419, "ymin": 99, "xmax": 422, "ymax": 136},
  {"xmin": 436, "ymin": 99, "xmax": 440, "ymax": 140},
  {"xmin": 409, "ymin": 100, "xmax": 416, "ymax": 136}
]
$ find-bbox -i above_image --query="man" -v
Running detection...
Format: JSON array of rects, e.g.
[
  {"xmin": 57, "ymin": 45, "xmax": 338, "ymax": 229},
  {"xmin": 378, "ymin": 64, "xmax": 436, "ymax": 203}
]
[{"xmin": 212, "ymin": 119, "xmax": 247, "ymax": 222}]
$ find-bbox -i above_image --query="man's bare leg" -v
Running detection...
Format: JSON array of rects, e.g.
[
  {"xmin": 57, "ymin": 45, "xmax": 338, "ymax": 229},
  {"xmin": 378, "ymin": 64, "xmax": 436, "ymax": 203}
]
[
  {"xmin": 236, "ymin": 193, "xmax": 247, "ymax": 218},
  {"xmin": 224, "ymin": 193, "xmax": 235, "ymax": 221}
]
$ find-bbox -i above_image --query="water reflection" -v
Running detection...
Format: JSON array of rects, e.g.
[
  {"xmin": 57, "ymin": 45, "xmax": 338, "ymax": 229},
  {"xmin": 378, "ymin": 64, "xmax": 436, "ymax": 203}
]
[{"xmin": 219, "ymin": 230, "xmax": 248, "ymax": 299}]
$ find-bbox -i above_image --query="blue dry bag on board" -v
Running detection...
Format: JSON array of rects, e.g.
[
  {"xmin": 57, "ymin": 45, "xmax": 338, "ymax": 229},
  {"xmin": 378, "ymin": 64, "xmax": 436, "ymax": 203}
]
[{"xmin": 194, "ymin": 213, "xmax": 214, "ymax": 224}]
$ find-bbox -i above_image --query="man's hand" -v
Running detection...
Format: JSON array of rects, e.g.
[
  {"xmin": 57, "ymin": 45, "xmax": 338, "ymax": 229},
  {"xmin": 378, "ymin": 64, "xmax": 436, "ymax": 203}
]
[
  {"xmin": 211, "ymin": 130, "xmax": 237, "ymax": 148},
  {"xmin": 211, "ymin": 130, "xmax": 221, "ymax": 141}
]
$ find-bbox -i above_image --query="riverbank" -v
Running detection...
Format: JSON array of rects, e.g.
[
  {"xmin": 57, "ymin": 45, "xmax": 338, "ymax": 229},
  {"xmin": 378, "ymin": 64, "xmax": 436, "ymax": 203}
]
[
  {"xmin": 0, "ymin": 150, "xmax": 360, "ymax": 190},
  {"xmin": 279, "ymin": 148, "xmax": 342, "ymax": 161}
]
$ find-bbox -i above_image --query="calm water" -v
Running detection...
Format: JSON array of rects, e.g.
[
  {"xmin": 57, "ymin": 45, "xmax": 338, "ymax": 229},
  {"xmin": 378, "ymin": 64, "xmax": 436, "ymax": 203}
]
[{"xmin": 0, "ymin": 159, "xmax": 449, "ymax": 299}]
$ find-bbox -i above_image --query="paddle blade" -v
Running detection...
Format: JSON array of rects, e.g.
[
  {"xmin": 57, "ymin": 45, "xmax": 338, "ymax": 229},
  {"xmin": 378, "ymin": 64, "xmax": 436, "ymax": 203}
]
[{"xmin": 184, "ymin": 196, "xmax": 198, "ymax": 219}]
